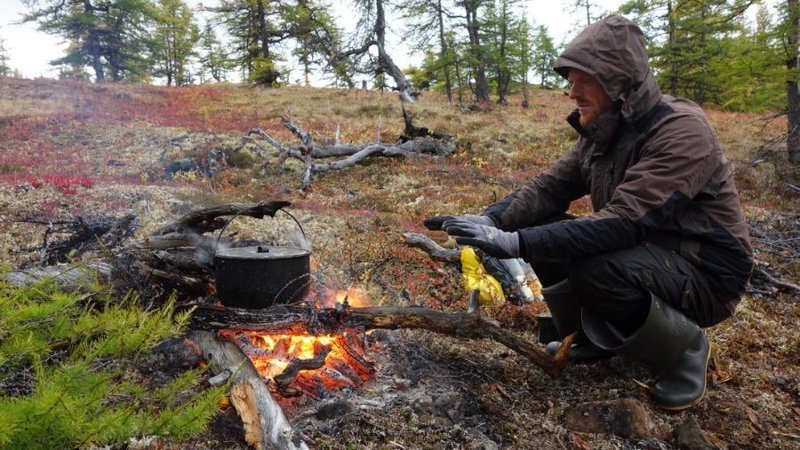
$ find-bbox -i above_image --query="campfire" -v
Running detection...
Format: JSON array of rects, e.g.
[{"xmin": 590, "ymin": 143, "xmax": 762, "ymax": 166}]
[{"xmin": 217, "ymin": 287, "xmax": 376, "ymax": 399}]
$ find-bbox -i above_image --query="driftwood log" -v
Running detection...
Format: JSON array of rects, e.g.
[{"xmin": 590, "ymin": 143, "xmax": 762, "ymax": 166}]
[
  {"xmin": 185, "ymin": 303, "xmax": 573, "ymax": 378},
  {"xmin": 190, "ymin": 331, "xmax": 309, "ymax": 450}
]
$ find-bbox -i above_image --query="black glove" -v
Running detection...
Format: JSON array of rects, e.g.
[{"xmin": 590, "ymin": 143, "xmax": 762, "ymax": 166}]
[
  {"xmin": 442, "ymin": 219, "xmax": 520, "ymax": 259},
  {"xmin": 423, "ymin": 214, "xmax": 495, "ymax": 231}
]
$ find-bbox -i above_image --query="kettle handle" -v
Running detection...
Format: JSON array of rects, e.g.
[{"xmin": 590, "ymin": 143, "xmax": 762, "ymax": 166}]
[{"xmin": 213, "ymin": 206, "xmax": 307, "ymax": 259}]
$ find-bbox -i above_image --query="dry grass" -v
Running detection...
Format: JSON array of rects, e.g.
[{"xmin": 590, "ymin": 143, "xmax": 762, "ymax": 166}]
[{"xmin": 1, "ymin": 77, "xmax": 798, "ymax": 449}]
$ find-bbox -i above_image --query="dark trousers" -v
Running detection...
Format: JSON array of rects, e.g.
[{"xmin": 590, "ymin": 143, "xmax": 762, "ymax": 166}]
[{"xmin": 531, "ymin": 242, "xmax": 732, "ymax": 332}]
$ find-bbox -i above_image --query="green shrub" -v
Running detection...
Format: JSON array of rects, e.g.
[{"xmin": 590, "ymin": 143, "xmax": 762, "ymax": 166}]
[{"xmin": 0, "ymin": 269, "xmax": 226, "ymax": 449}]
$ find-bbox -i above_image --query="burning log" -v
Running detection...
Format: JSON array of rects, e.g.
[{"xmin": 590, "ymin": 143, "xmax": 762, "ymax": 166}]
[
  {"xmin": 273, "ymin": 341, "xmax": 332, "ymax": 397},
  {"xmin": 187, "ymin": 304, "xmax": 573, "ymax": 378},
  {"xmin": 190, "ymin": 331, "xmax": 309, "ymax": 450}
]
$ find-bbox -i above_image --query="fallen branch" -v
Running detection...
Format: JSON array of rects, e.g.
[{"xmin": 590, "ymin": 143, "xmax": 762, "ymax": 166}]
[
  {"xmin": 190, "ymin": 331, "xmax": 309, "ymax": 450},
  {"xmin": 751, "ymin": 263, "xmax": 800, "ymax": 295},
  {"xmin": 186, "ymin": 304, "xmax": 572, "ymax": 378},
  {"xmin": 403, "ymin": 232, "xmax": 460, "ymax": 262},
  {"xmin": 244, "ymin": 114, "xmax": 455, "ymax": 189},
  {"xmin": 152, "ymin": 201, "xmax": 289, "ymax": 236}
]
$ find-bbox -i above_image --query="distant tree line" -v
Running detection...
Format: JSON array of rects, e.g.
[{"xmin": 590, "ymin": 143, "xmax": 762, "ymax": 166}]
[{"xmin": 7, "ymin": 0, "xmax": 800, "ymax": 163}]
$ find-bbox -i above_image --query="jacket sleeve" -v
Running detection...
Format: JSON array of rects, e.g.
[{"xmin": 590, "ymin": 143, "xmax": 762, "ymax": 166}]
[
  {"xmin": 517, "ymin": 113, "xmax": 721, "ymax": 260},
  {"xmin": 482, "ymin": 141, "xmax": 589, "ymax": 230}
]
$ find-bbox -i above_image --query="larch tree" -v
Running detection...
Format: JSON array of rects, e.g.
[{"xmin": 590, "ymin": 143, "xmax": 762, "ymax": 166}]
[
  {"xmin": 199, "ymin": 21, "xmax": 233, "ymax": 83},
  {"xmin": 400, "ymin": 0, "xmax": 457, "ymax": 102},
  {"xmin": 509, "ymin": 13, "xmax": 534, "ymax": 108},
  {"xmin": 210, "ymin": 0, "xmax": 291, "ymax": 86},
  {"xmin": 21, "ymin": 0, "xmax": 154, "ymax": 82},
  {"xmin": 288, "ymin": 0, "xmax": 340, "ymax": 87},
  {"xmin": 620, "ymin": 0, "xmax": 755, "ymax": 106},
  {"xmin": 151, "ymin": 0, "xmax": 200, "ymax": 86},
  {"xmin": 482, "ymin": 0, "xmax": 520, "ymax": 105},
  {"xmin": 332, "ymin": 0, "xmax": 417, "ymax": 101},
  {"xmin": 530, "ymin": 24, "xmax": 558, "ymax": 88},
  {"xmin": 0, "ymin": 32, "xmax": 10, "ymax": 77},
  {"xmin": 458, "ymin": 0, "xmax": 491, "ymax": 103}
]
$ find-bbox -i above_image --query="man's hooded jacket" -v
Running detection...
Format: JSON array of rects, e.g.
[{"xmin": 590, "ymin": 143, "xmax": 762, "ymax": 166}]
[{"xmin": 482, "ymin": 15, "xmax": 753, "ymax": 312}]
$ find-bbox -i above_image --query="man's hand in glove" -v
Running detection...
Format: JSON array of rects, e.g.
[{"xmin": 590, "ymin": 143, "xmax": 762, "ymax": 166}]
[
  {"xmin": 442, "ymin": 219, "xmax": 520, "ymax": 259},
  {"xmin": 423, "ymin": 214, "xmax": 496, "ymax": 231}
]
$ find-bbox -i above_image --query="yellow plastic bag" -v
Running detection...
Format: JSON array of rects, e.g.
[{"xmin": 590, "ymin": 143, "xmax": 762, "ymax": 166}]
[{"xmin": 460, "ymin": 247, "xmax": 505, "ymax": 306}]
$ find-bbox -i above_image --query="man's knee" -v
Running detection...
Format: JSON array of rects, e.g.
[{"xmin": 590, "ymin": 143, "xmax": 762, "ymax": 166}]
[{"xmin": 567, "ymin": 253, "xmax": 627, "ymax": 297}]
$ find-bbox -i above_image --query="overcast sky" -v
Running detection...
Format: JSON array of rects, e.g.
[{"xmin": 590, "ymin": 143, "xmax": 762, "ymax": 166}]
[{"xmin": 0, "ymin": 0, "xmax": 625, "ymax": 83}]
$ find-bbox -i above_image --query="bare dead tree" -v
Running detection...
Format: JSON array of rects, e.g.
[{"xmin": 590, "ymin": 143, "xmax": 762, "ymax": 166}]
[{"xmin": 326, "ymin": 0, "xmax": 417, "ymax": 102}]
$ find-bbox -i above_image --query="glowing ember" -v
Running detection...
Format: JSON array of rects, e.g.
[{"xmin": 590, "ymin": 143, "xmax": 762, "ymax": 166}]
[{"xmin": 219, "ymin": 328, "xmax": 374, "ymax": 397}]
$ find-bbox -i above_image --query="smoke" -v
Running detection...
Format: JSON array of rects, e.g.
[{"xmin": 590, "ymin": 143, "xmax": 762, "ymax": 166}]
[{"xmin": 290, "ymin": 229, "xmax": 312, "ymax": 251}]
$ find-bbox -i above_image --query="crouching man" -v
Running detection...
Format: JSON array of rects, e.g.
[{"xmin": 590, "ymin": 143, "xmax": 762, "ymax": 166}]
[{"xmin": 432, "ymin": 15, "xmax": 752, "ymax": 410}]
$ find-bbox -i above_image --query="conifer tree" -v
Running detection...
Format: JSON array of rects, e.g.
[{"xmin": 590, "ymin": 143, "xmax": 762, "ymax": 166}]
[
  {"xmin": 0, "ymin": 32, "xmax": 10, "ymax": 77},
  {"xmin": 152, "ymin": 0, "xmax": 200, "ymax": 86},
  {"xmin": 400, "ymin": 0, "xmax": 457, "ymax": 102},
  {"xmin": 21, "ymin": 0, "xmax": 154, "ymax": 82},
  {"xmin": 783, "ymin": 0, "xmax": 800, "ymax": 164},
  {"xmin": 210, "ymin": 0, "xmax": 289, "ymax": 86},
  {"xmin": 482, "ymin": 0, "xmax": 521, "ymax": 105},
  {"xmin": 620, "ymin": 0, "xmax": 754, "ymax": 106},
  {"xmin": 199, "ymin": 22, "xmax": 232, "ymax": 83},
  {"xmin": 530, "ymin": 24, "xmax": 558, "ymax": 88}
]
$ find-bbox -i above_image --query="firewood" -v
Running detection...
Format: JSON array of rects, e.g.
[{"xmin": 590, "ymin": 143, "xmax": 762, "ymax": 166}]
[
  {"xmin": 152, "ymin": 201, "xmax": 290, "ymax": 236},
  {"xmin": 403, "ymin": 232, "xmax": 460, "ymax": 262},
  {"xmin": 273, "ymin": 341, "xmax": 332, "ymax": 397},
  {"xmin": 185, "ymin": 304, "xmax": 573, "ymax": 378},
  {"xmin": 190, "ymin": 331, "xmax": 309, "ymax": 450}
]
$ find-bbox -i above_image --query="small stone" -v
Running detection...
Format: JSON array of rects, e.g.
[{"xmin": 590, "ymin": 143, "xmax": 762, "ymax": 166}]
[
  {"xmin": 432, "ymin": 416, "xmax": 452, "ymax": 427},
  {"xmin": 674, "ymin": 416, "xmax": 716, "ymax": 449},
  {"xmin": 315, "ymin": 400, "xmax": 353, "ymax": 420},
  {"xmin": 564, "ymin": 398, "xmax": 661, "ymax": 440}
]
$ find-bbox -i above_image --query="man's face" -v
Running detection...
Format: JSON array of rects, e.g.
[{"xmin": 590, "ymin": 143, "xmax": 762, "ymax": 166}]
[{"xmin": 568, "ymin": 68, "xmax": 615, "ymax": 128}]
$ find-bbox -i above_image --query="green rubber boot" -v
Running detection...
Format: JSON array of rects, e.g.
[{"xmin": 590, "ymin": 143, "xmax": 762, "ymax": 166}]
[{"xmin": 582, "ymin": 294, "xmax": 710, "ymax": 410}]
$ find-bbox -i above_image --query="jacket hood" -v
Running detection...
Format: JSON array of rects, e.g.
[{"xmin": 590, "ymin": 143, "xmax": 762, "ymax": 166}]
[{"xmin": 554, "ymin": 15, "xmax": 661, "ymax": 121}]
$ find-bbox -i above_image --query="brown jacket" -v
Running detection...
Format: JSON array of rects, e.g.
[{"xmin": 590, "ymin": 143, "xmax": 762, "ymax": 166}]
[{"xmin": 483, "ymin": 15, "xmax": 753, "ymax": 309}]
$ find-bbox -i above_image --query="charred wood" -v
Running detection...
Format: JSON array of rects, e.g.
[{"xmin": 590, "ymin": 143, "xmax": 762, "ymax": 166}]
[
  {"xmin": 15, "ymin": 213, "xmax": 137, "ymax": 266},
  {"xmin": 273, "ymin": 342, "xmax": 332, "ymax": 397},
  {"xmin": 152, "ymin": 201, "xmax": 289, "ymax": 236},
  {"xmin": 5, "ymin": 262, "xmax": 113, "ymax": 291}
]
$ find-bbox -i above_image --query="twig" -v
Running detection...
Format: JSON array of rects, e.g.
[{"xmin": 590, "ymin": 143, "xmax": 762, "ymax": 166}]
[{"xmin": 752, "ymin": 266, "xmax": 800, "ymax": 295}]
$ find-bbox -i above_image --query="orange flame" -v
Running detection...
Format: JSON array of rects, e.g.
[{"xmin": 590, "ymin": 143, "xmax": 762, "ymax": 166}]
[
  {"xmin": 315, "ymin": 286, "xmax": 371, "ymax": 308},
  {"xmin": 221, "ymin": 330, "xmax": 373, "ymax": 396}
]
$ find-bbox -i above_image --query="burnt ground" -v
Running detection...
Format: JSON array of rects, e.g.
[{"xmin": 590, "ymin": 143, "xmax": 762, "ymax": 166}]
[{"xmin": 1, "ymin": 78, "xmax": 799, "ymax": 449}]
